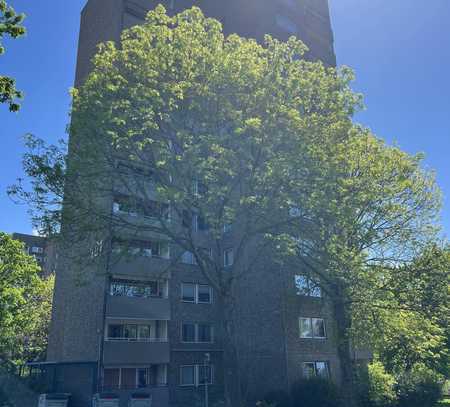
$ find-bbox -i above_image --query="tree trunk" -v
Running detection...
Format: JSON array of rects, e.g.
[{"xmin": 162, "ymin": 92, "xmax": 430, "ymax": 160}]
[
  {"xmin": 220, "ymin": 294, "xmax": 244, "ymax": 407},
  {"xmin": 333, "ymin": 294, "xmax": 357, "ymax": 407}
]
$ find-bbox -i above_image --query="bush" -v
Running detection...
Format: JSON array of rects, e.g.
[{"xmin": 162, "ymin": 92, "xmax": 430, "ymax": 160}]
[
  {"xmin": 358, "ymin": 361, "xmax": 397, "ymax": 407},
  {"xmin": 291, "ymin": 377, "xmax": 342, "ymax": 407},
  {"xmin": 263, "ymin": 390, "xmax": 291, "ymax": 407},
  {"xmin": 396, "ymin": 365, "xmax": 444, "ymax": 407}
]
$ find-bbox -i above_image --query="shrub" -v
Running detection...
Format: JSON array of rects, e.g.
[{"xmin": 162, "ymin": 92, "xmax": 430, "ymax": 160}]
[
  {"xmin": 263, "ymin": 390, "xmax": 291, "ymax": 407},
  {"xmin": 396, "ymin": 364, "xmax": 444, "ymax": 407},
  {"xmin": 291, "ymin": 377, "xmax": 342, "ymax": 407},
  {"xmin": 363, "ymin": 361, "xmax": 397, "ymax": 407}
]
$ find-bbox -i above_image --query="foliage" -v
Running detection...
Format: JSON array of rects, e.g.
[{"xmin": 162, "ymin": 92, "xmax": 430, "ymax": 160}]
[
  {"xmin": 7, "ymin": 5, "xmax": 450, "ymax": 405},
  {"xmin": 263, "ymin": 390, "xmax": 291, "ymax": 407},
  {"xmin": 0, "ymin": 232, "xmax": 54, "ymax": 366},
  {"xmin": 356, "ymin": 361, "xmax": 397, "ymax": 407},
  {"xmin": 395, "ymin": 364, "xmax": 444, "ymax": 407},
  {"xmin": 0, "ymin": 0, "xmax": 25, "ymax": 112},
  {"xmin": 291, "ymin": 378, "xmax": 342, "ymax": 407}
]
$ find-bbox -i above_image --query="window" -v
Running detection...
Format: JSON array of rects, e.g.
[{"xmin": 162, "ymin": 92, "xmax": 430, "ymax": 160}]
[
  {"xmin": 181, "ymin": 251, "xmax": 196, "ymax": 265},
  {"xmin": 181, "ymin": 283, "xmax": 196, "ymax": 302},
  {"xmin": 110, "ymin": 280, "xmax": 160, "ymax": 298},
  {"xmin": 103, "ymin": 368, "xmax": 120, "ymax": 388},
  {"xmin": 181, "ymin": 283, "xmax": 212, "ymax": 304},
  {"xmin": 223, "ymin": 223, "xmax": 232, "ymax": 233},
  {"xmin": 106, "ymin": 322, "xmax": 166, "ymax": 342},
  {"xmin": 113, "ymin": 239, "xmax": 170, "ymax": 259},
  {"xmin": 299, "ymin": 318, "xmax": 326, "ymax": 339},
  {"xmin": 224, "ymin": 248, "xmax": 234, "ymax": 267},
  {"xmin": 198, "ymin": 365, "xmax": 213, "ymax": 385},
  {"xmin": 294, "ymin": 275, "xmax": 321, "ymax": 297},
  {"xmin": 103, "ymin": 366, "xmax": 167, "ymax": 389},
  {"xmin": 275, "ymin": 14, "xmax": 298, "ymax": 34},
  {"xmin": 181, "ymin": 323, "xmax": 213, "ymax": 343},
  {"xmin": 303, "ymin": 362, "xmax": 329, "ymax": 379},
  {"xmin": 31, "ymin": 246, "xmax": 44, "ymax": 254},
  {"xmin": 182, "ymin": 323, "xmax": 196, "ymax": 342},
  {"xmin": 113, "ymin": 194, "xmax": 170, "ymax": 220},
  {"xmin": 180, "ymin": 365, "xmax": 214, "ymax": 386},
  {"xmin": 192, "ymin": 179, "xmax": 207, "ymax": 197},
  {"xmin": 183, "ymin": 211, "xmax": 209, "ymax": 231},
  {"xmin": 197, "ymin": 324, "xmax": 213, "ymax": 343},
  {"xmin": 180, "ymin": 366, "xmax": 195, "ymax": 386},
  {"xmin": 198, "ymin": 285, "xmax": 212, "ymax": 304}
]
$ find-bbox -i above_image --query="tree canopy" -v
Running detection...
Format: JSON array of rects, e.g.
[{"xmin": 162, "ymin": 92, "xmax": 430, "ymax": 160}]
[
  {"xmin": 0, "ymin": 232, "xmax": 54, "ymax": 367},
  {"xmin": 0, "ymin": 0, "xmax": 25, "ymax": 112}
]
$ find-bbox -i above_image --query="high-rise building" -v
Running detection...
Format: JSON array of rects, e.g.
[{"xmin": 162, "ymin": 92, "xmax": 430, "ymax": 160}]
[{"xmin": 43, "ymin": 1, "xmax": 341, "ymax": 406}]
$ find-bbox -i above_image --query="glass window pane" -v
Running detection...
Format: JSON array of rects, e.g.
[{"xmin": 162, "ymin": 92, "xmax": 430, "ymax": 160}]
[
  {"xmin": 312, "ymin": 318, "xmax": 326, "ymax": 338},
  {"xmin": 181, "ymin": 366, "xmax": 195, "ymax": 385},
  {"xmin": 124, "ymin": 325, "xmax": 137, "ymax": 340},
  {"xmin": 294, "ymin": 275, "xmax": 308, "ymax": 295},
  {"xmin": 103, "ymin": 368, "xmax": 120, "ymax": 389},
  {"xmin": 299, "ymin": 318, "xmax": 312, "ymax": 338},
  {"xmin": 198, "ymin": 285, "xmax": 211, "ymax": 303},
  {"xmin": 182, "ymin": 323, "xmax": 196, "ymax": 342},
  {"xmin": 198, "ymin": 365, "xmax": 212, "ymax": 385},
  {"xmin": 303, "ymin": 363, "xmax": 315, "ymax": 379},
  {"xmin": 137, "ymin": 368, "xmax": 148, "ymax": 388},
  {"xmin": 315, "ymin": 362, "xmax": 329, "ymax": 378},
  {"xmin": 224, "ymin": 249, "xmax": 233, "ymax": 267},
  {"xmin": 138, "ymin": 325, "xmax": 150, "ymax": 340},
  {"xmin": 182, "ymin": 284, "xmax": 196, "ymax": 302},
  {"xmin": 122, "ymin": 368, "xmax": 136, "ymax": 389},
  {"xmin": 198, "ymin": 324, "xmax": 212, "ymax": 343},
  {"xmin": 108, "ymin": 324, "xmax": 123, "ymax": 339}
]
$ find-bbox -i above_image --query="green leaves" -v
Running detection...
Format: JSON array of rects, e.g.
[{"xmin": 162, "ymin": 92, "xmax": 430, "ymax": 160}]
[
  {"xmin": 0, "ymin": 0, "xmax": 25, "ymax": 112},
  {"xmin": 0, "ymin": 233, "xmax": 54, "ymax": 366}
]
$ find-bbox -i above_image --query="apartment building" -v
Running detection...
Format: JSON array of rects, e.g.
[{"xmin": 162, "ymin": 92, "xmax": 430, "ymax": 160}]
[
  {"xmin": 43, "ymin": 1, "xmax": 340, "ymax": 406},
  {"xmin": 12, "ymin": 232, "xmax": 57, "ymax": 276}
]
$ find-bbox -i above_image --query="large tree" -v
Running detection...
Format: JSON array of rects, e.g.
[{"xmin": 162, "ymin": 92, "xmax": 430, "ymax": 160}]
[
  {"xmin": 9, "ymin": 6, "xmax": 449, "ymax": 405},
  {"xmin": 0, "ymin": 233, "xmax": 54, "ymax": 367},
  {"xmin": 0, "ymin": 0, "xmax": 25, "ymax": 112}
]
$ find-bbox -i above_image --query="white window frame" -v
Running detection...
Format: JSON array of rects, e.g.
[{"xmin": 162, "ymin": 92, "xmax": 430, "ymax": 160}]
[
  {"xmin": 299, "ymin": 317, "xmax": 326, "ymax": 339},
  {"xmin": 181, "ymin": 283, "xmax": 212, "ymax": 304},
  {"xmin": 180, "ymin": 365, "xmax": 214, "ymax": 387}
]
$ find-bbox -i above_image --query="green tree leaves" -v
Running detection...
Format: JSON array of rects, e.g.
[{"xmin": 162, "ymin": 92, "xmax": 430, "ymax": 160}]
[
  {"xmin": 0, "ymin": 233, "xmax": 53, "ymax": 366},
  {"xmin": 0, "ymin": 0, "xmax": 25, "ymax": 112}
]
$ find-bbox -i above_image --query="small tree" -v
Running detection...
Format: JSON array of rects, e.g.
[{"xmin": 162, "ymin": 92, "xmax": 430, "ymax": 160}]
[
  {"xmin": 0, "ymin": 233, "xmax": 54, "ymax": 367},
  {"xmin": 0, "ymin": 0, "xmax": 25, "ymax": 112}
]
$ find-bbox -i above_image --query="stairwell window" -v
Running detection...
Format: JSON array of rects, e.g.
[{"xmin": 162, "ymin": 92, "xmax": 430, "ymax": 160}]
[
  {"xmin": 299, "ymin": 317, "xmax": 326, "ymax": 339},
  {"xmin": 224, "ymin": 248, "xmax": 234, "ymax": 267}
]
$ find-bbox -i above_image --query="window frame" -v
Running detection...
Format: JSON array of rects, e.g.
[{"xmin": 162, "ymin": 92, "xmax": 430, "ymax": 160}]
[
  {"xmin": 302, "ymin": 361, "xmax": 330, "ymax": 379},
  {"xmin": 299, "ymin": 317, "xmax": 326, "ymax": 339},
  {"xmin": 181, "ymin": 322, "xmax": 214, "ymax": 343},
  {"xmin": 180, "ymin": 364, "xmax": 214, "ymax": 387},
  {"xmin": 181, "ymin": 283, "xmax": 213, "ymax": 304}
]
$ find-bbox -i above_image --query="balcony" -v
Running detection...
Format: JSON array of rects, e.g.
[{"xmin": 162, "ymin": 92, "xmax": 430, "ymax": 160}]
[
  {"xmin": 106, "ymin": 294, "xmax": 170, "ymax": 320},
  {"xmin": 103, "ymin": 340, "xmax": 170, "ymax": 365},
  {"xmin": 109, "ymin": 255, "xmax": 171, "ymax": 280}
]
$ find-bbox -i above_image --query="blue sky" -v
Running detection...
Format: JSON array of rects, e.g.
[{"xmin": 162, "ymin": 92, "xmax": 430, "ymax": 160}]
[{"xmin": 0, "ymin": 0, "xmax": 449, "ymax": 236}]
